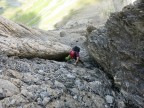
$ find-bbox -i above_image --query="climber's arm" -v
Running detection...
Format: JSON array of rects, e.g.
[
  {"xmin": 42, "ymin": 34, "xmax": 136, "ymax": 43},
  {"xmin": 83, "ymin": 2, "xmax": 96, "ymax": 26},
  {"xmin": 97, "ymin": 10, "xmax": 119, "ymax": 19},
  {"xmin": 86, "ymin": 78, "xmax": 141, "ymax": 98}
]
[{"xmin": 74, "ymin": 57, "xmax": 80, "ymax": 65}]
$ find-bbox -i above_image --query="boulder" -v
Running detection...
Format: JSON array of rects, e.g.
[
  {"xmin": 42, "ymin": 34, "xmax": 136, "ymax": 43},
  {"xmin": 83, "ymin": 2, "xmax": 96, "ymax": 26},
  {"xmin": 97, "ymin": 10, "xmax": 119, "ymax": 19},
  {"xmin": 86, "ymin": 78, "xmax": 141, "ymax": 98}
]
[
  {"xmin": 0, "ymin": 36, "xmax": 71, "ymax": 60},
  {"xmin": 0, "ymin": 16, "xmax": 71, "ymax": 60}
]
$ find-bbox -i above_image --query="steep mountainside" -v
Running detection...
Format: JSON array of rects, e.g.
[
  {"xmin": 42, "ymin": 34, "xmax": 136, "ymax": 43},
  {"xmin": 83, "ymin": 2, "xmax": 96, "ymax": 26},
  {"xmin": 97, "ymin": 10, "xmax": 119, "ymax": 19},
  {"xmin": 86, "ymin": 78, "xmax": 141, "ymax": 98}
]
[
  {"xmin": 1, "ymin": 0, "xmax": 135, "ymax": 30},
  {"xmin": 0, "ymin": 0, "xmax": 143, "ymax": 108},
  {"xmin": 55, "ymin": 0, "xmax": 136, "ymax": 29}
]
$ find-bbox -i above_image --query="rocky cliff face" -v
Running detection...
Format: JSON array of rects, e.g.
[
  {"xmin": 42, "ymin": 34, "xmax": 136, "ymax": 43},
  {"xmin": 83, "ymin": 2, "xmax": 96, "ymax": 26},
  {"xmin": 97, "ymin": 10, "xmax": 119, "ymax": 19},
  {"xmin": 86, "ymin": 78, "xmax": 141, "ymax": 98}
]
[{"xmin": 87, "ymin": 0, "xmax": 144, "ymax": 107}]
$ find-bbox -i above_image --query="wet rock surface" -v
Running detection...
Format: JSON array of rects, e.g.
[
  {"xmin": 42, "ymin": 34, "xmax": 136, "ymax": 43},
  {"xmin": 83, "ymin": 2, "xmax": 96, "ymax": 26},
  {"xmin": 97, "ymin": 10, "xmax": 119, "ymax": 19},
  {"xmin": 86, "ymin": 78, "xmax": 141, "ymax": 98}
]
[{"xmin": 87, "ymin": 1, "xmax": 144, "ymax": 107}]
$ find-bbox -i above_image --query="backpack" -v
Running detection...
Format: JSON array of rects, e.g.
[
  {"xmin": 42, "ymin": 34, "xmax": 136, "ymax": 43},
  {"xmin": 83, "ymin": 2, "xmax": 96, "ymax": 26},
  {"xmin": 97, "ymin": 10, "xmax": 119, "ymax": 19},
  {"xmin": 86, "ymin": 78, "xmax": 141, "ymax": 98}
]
[
  {"xmin": 69, "ymin": 46, "xmax": 80, "ymax": 60},
  {"xmin": 72, "ymin": 46, "xmax": 80, "ymax": 53}
]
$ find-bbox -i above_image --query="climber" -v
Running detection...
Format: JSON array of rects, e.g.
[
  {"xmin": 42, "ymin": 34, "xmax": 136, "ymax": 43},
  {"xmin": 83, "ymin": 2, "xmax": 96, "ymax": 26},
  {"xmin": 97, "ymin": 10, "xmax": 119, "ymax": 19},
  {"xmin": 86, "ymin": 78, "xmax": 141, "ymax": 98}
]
[{"xmin": 65, "ymin": 46, "xmax": 83, "ymax": 65}]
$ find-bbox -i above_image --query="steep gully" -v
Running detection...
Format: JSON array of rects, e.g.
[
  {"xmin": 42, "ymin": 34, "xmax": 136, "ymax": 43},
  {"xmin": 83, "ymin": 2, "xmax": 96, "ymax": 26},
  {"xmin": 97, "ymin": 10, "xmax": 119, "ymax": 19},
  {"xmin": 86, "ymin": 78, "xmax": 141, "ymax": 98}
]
[
  {"xmin": 0, "ymin": 0, "xmax": 143, "ymax": 108},
  {"xmin": 0, "ymin": 16, "xmax": 118, "ymax": 108}
]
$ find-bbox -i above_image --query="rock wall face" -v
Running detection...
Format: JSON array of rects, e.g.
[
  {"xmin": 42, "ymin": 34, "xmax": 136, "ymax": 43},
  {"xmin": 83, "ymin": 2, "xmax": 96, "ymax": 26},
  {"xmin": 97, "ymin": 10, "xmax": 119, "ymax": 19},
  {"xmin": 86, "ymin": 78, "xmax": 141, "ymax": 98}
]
[
  {"xmin": 0, "ymin": 55, "xmax": 112, "ymax": 108},
  {"xmin": 87, "ymin": 0, "xmax": 144, "ymax": 107}
]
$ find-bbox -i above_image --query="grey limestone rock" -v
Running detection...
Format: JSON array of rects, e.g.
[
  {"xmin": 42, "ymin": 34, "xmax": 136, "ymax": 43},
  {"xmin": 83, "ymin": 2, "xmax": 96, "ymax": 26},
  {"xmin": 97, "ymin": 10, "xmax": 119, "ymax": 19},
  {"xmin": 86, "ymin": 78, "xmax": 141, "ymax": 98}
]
[{"xmin": 87, "ymin": 1, "xmax": 144, "ymax": 107}]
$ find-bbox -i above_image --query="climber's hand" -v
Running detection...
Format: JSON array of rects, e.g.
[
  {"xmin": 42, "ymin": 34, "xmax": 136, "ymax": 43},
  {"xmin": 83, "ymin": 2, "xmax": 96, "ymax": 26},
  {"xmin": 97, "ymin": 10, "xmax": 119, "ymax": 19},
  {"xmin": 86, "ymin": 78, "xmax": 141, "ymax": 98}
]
[{"xmin": 73, "ymin": 62, "xmax": 77, "ymax": 66}]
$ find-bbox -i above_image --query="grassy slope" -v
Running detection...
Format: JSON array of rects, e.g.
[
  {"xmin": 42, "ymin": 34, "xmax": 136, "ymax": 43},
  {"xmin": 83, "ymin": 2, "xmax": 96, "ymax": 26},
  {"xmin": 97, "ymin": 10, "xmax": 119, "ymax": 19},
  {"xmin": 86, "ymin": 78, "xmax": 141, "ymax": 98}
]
[{"xmin": 0, "ymin": 0, "xmax": 97, "ymax": 30}]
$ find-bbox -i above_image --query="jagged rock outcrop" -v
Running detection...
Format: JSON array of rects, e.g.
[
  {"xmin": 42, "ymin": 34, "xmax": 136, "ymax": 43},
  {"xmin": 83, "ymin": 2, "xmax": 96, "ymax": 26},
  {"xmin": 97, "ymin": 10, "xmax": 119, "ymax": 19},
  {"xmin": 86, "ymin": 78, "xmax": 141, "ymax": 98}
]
[
  {"xmin": 0, "ymin": 16, "xmax": 71, "ymax": 60},
  {"xmin": 87, "ymin": 0, "xmax": 144, "ymax": 107}
]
